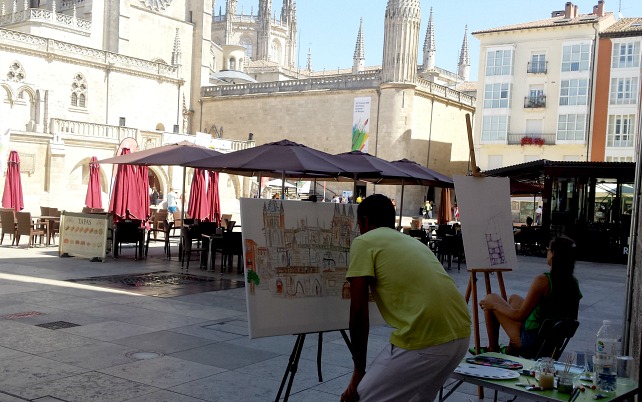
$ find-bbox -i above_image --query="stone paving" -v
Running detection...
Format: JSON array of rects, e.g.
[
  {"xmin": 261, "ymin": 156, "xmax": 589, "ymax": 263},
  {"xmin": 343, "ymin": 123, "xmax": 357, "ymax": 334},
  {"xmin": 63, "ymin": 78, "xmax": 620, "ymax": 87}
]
[{"xmin": 0, "ymin": 241, "xmax": 629, "ymax": 401}]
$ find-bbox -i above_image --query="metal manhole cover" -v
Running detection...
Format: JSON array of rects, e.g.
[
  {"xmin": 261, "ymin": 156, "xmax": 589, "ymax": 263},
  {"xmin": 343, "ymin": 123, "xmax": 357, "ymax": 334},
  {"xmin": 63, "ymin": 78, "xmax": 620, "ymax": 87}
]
[
  {"xmin": 36, "ymin": 321, "xmax": 80, "ymax": 330},
  {"xmin": 126, "ymin": 351, "xmax": 164, "ymax": 360},
  {"xmin": 67, "ymin": 271, "xmax": 244, "ymax": 298},
  {"xmin": 2, "ymin": 311, "xmax": 43, "ymax": 319}
]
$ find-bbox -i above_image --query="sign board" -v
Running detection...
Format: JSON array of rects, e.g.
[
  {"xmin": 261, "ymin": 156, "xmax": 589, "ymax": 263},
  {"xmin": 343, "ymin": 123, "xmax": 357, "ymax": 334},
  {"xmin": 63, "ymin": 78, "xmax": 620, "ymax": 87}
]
[
  {"xmin": 59, "ymin": 212, "xmax": 110, "ymax": 261},
  {"xmin": 240, "ymin": 198, "xmax": 383, "ymax": 339},
  {"xmin": 453, "ymin": 175, "xmax": 518, "ymax": 270}
]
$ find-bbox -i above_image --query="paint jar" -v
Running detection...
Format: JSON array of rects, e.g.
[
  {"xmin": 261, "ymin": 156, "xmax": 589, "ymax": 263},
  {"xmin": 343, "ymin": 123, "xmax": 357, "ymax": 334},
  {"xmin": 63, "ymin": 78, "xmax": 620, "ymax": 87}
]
[
  {"xmin": 557, "ymin": 372, "xmax": 574, "ymax": 393},
  {"xmin": 538, "ymin": 357, "xmax": 555, "ymax": 390}
]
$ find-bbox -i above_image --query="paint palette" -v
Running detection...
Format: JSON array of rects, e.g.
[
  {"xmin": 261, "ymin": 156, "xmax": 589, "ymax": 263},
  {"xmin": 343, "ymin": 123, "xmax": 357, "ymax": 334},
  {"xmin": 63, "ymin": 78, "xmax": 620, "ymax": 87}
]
[
  {"xmin": 455, "ymin": 364, "xmax": 521, "ymax": 380},
  {"xmin": 465, "ymin": 356, "xmax": 523, "ymax": 370}
]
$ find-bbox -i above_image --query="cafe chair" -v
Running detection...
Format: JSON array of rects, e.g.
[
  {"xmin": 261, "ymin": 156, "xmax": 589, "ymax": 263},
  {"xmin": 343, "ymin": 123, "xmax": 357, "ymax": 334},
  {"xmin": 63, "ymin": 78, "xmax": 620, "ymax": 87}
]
[
  {"xmin": 113, "ymin": 219, "xmax": 144, "ymax": 260},
  {"xmin": 15, "ymin": 212, "xmax": 47, "ymax": 247},
  {"xmin": 46, "ymin": 208, "xmax": 61, "ymax": 246},
  {"xmin": 144, "ymin": 210, "xmax": 168, "ymax": 259},
  {"xmin": 438, "ymin": 234, "xmax": 464, "ymax": 271},
  {"xmin": 221, "ymin": 231, "xmax": 243, "ymax": 274},
  {"xmin": 181, "ymin": 222, "xmax": 219, "ymax": 271},
  {"xmin": 521, "ymin": 318, "xmax": 580, "ymax": 360},
  {"xmin": 0, "ymin": 208, "xmax": 18, "ymax": 245},
  {"xmin": 408, "ymin": 229, "xmax": 429, "ymax": 245}
]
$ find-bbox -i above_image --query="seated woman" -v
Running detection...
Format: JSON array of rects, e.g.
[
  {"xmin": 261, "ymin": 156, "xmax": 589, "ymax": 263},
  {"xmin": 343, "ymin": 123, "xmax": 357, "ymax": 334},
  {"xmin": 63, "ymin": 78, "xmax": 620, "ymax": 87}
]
[{"xmin": 479, "ymin": 236, "xmax": 582, "ymax": 356}]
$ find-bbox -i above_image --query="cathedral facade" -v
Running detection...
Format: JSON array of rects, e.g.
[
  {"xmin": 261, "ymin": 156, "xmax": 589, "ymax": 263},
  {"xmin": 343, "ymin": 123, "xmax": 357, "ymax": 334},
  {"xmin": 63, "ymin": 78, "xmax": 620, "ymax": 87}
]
[{"xmin": 0, "ymin": 0, "xmax": 475, "ymax": 217}]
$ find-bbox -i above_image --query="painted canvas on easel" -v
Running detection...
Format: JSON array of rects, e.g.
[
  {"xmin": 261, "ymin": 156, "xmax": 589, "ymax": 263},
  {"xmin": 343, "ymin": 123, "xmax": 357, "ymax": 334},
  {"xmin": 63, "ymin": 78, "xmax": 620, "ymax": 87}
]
[
  {"xmin": 452, "ymin": 176, "xmax": 518, "ymax": 270},
  {"xmin": 240, "ymin": 198, "xmax": 383, "ymax": 339}
]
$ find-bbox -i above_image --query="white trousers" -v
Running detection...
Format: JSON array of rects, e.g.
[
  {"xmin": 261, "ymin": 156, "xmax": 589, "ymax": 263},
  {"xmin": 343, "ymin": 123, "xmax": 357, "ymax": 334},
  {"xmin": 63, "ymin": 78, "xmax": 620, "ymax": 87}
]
[{"xmin": 357, "ymin": 337, "xmax": 469, "ymax": 402}]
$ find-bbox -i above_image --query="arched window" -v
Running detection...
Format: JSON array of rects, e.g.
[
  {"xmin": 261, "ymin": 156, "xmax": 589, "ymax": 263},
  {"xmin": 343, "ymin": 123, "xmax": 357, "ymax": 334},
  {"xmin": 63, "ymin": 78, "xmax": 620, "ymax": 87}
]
[
  {"xmin": 239, "ymin": 37, "xmax": 253, "ymax": 60},
  {"xmin": 270, "ymin": 40, "xmax": 282, "ymax": 64},
  {"xmin": 71, "ymin": 73, "xmax": 87, "ymax": 108},
  {"xmin": 229, "ymin": 57, "xmax": 236, "ymax": 70}
]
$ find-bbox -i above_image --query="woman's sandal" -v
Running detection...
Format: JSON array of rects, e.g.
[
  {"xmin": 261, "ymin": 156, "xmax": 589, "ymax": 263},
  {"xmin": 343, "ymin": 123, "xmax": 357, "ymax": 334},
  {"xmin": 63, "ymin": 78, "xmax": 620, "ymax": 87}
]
[{"xmin": 468, "ymin": 346, "xmax": 489, "ymax": 355}]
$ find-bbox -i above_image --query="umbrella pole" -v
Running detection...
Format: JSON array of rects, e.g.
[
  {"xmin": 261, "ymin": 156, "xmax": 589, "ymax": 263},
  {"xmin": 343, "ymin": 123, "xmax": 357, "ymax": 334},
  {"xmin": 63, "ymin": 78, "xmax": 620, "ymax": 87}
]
[
  {"xmin": 398, "ymin": 181, "xmax": 405, "ymax": 231},
  {"xmin": 281, "ymin": 171, "xmax": 286, "ymax": 200},
  {"xmin": 179, "ymin": 166, "xmax": 186, "ymax": 260},
  {"xmin": 257, "ymin": 173, "xmax": 262, "ymax": 198}
]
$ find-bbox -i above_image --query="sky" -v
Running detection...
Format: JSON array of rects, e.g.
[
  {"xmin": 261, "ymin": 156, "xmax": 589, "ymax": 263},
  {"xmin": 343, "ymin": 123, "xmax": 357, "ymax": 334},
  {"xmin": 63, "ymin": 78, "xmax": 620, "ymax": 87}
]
[{"xmin": 228, "ymin": 0, "xmax": 642, "ymax": 81}]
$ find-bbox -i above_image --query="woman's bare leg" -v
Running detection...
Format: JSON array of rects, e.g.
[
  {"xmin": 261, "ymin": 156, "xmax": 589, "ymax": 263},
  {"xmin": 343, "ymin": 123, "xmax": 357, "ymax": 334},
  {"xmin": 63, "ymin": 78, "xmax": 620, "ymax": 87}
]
[{"xmin": 482, "ymin": 293, "xmax": 524, "ymax": 352}]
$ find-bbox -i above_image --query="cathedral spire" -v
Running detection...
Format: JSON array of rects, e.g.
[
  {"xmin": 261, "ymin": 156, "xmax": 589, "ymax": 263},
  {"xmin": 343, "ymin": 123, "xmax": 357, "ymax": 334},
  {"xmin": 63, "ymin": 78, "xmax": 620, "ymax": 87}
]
[
  {"xmin": 225, "ymin": 0, "xmax": 236, "ymax": 16},
  {"xmin": 422, "ymin": 7, "xmax": 435, "ymax": 71},
  {"xmin": 457, "ymin": 25, "xmax": 470, "ymax": 81},
  {"xmin": 171, "ymin": 28, "xmax": 181, "ymax": 66},
  {"xmin": 306, "ymin": 46, "xmax": 312, "ymax": 72},
  {"xmin": 352, "ymin": 17, "xmax": 365, "ymax": 74},
  {"xmin": 382, "ymin": 0, "xmax": 421, "ymax": 83}
]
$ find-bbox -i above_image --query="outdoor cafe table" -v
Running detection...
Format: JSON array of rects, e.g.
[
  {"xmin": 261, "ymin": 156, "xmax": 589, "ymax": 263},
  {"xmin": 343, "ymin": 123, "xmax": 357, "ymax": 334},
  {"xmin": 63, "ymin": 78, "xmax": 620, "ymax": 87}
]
[
  {"xmin": 33, "ymin": 215, "xmax": 57, "ymax": 246},
  {"xmin": 441, "ymin": 353, "xmax": 639, "ymax": 402}
]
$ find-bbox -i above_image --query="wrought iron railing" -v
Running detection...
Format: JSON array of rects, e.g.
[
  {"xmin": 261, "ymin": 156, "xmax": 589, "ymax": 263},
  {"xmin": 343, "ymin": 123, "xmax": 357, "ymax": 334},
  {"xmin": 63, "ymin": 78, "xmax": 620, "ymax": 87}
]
[
  {"xmin": 527, "ymin": 61, "xmax": 547, "ymax": 74},
  {"xmin": 524, "ymin": 95, "xmax": 546, "ymax": 108},
  {"xmin": 507, "ymin": 133, "xmax": 556, "ymax": 145}
]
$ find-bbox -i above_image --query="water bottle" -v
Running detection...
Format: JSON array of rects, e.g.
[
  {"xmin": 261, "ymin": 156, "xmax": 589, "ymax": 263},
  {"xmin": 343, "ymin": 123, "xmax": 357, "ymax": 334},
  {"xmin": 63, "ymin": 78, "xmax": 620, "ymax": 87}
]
[
  {"xmin": 596, "ymin": 320, "xmax": 619, "ymax": 358},
  {"xmin": 594, "ymin": 320, "xmax": 618, "ymax": 392}
]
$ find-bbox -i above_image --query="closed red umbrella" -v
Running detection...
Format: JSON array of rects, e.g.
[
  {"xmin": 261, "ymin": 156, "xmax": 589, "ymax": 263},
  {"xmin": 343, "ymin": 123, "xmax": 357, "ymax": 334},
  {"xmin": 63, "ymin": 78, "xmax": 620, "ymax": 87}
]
[
  {"xmin": 207, "ymin": 171, "xmax": 221, "ymax": 225},
  {"xmin": 109, "ymin": 148, "xmax": 140, "ymax": 222},
  {"xmin": 438, "ymin": 188, "xmax": 453, "ymax": 225},
  {"xmin": 85, "ymin": 156, "xmax": 102, "ymax": 209},
  {"xmin": 2, "ymin": 150, "xmax": 24, "ymax": 211},
  {"xmin": 187, "ymin": 168, "xmax": 209, "ymax": 220},
  {"xmin": 136, "ymin": 165, "xmax": 150, "ymax": 223}
]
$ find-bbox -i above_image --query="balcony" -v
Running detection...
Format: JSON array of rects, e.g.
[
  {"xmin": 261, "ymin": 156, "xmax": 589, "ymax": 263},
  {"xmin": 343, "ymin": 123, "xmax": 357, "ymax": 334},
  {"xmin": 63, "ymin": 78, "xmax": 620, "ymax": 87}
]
[
  {"xmin": 524, "ymin": 95, "xmax": 546, "ymax": 109},
  {"xmin": 527, "ymin": 61, "xmax": 547, "ymax": 74},
  {"xmin": 507, "ymin": 133, "xmax": 556, "ymax": 145}
]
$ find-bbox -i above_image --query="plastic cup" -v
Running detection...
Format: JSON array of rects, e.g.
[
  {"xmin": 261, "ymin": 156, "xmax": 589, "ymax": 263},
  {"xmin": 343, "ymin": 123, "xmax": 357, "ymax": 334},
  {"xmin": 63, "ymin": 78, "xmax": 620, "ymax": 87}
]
[{"xmin": 617, "ymin": 356, "xmax": 635, "ymax": 386}]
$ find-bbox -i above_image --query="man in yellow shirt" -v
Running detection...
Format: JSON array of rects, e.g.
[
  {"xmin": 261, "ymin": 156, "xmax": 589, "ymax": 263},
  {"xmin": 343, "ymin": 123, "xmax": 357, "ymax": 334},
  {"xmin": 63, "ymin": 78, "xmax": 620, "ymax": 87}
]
[{"xmin": 341, "ymin": 194, "xmax": 471, "ymax": 402}]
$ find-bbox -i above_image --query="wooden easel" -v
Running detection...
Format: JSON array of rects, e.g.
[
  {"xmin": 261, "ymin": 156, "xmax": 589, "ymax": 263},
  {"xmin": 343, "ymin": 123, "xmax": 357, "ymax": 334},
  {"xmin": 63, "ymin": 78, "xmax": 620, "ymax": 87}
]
[{"xmin": 464, "ymin": 114, "xmax": 514, "ymax": 398}]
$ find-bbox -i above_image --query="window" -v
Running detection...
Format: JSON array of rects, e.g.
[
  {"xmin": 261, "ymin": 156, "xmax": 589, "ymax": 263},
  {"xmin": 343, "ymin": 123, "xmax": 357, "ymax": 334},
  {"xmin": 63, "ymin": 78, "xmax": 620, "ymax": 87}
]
[
  {"xmin": 610, "ymin": 77, "xmax": 638, "ymax": 105},
  {"xmin": 239, "ymin": 37, "xmax": 253, "ymax": 60},
  {"xmin": 559, "ymin": 79, "xmax": 588, "ymax": 106},
  {"xmin": 612, "ymin": 41, "xmax": 640, "ymax": 69},
  {"xmin": 485, "ymin": 49, "xmax": 513, "ymax": 76},
  {"xmin": 607, "ymin": 114, "xmax": 635, "ymax": 147},
  {"xmin": 483, "ymin": 83, "xmax": 510, "ymax": 108},
  {"xmin": 270, "ymin": 40, "xmax": 281, "ymax": 64},
  {"xmin": 71, "ymin": 73, "xmax": 87, "ymax": 108},
  {"xmin": 481, "ymin": 115, "xmax": 508, "ymax": 142},
  {"xmin": 229, "ymin": 57, "xmax": 236, "ymax": 70},
  {"xmin": 557, "ymin": 114, "xmax": 586, "ymax": 141},
  {"xmin": 529, "ymin": 54, "xmax": 546, "ymax": 73},
  {"xmin": 606, "ymin": 156, "xmax": 634, "ymax": 162},
  {"xmin": 561, "ymin": 43, "xmax": 591, "ymax": 72}
]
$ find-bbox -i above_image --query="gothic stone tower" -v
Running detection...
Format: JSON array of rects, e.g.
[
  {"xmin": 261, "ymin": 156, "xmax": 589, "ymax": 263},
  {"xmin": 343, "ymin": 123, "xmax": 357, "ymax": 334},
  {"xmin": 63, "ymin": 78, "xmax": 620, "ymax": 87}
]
[{"xmin": 377, "ymin": 0, "xmax": 421, "ymax": 163}]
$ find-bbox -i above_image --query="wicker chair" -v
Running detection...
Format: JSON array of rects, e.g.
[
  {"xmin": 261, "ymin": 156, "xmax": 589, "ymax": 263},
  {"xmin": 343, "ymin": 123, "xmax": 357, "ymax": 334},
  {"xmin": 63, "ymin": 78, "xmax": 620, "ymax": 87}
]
[
  {"xmin": 0, "ymin": 208, "xmax": 17, "ymax": 245},
  {"xmin": 15, "ymin": 212, "xmax": 46, "ymax": 247}
]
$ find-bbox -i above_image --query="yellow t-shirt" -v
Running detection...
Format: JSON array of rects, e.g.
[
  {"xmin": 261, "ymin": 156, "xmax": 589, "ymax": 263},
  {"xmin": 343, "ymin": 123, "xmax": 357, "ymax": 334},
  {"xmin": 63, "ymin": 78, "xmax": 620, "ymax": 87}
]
[{"xmin": 347, "ymin": 227, "xmax": 471, "ymax": 350}]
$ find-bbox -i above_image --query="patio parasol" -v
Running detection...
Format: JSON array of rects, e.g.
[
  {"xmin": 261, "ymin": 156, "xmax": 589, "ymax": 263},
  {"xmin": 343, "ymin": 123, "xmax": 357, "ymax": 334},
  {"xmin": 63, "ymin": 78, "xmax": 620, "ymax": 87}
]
[
  {"xmin": 85, "ymin": 156, "xmax": 102, "ymax": 209},
  {"xmin": 207, "ymin": 171, "xmax": 221, "ymax": 225},
  {"xmin": 184, "ymin": 139, "xmax": 381, "ymax": 198},
  {"xmin": 187, "ymin": 168, "xmax": 209, "ymax": 221},
  {"xmin": 1, "ymin": 150, "xmax": 24, "ymax": 211},
  {"xmin": 333, "ymin": 151, "xmax": 415, "ymax": 196},
  {"xmin": 99, "ymin": 141, "xmax": 224, "ymax": 245}
]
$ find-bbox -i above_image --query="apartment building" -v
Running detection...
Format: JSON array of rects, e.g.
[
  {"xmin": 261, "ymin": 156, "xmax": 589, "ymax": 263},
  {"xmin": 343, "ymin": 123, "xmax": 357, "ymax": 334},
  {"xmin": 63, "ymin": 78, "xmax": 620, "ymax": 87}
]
[{"xmin": 471, "ymin": 1, "xmax": 642, "ymax": 170}]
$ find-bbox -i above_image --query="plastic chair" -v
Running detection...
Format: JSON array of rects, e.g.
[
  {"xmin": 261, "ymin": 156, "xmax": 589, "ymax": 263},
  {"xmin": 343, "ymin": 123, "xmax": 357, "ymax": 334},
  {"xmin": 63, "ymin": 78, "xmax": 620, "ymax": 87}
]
[
  {"xmin": 522, "ymin": 318, "xmax": 580, "ymax": 360},
  {"xmin": 181, "ymin": 222, "xmax": 219, "ymax": 271}
]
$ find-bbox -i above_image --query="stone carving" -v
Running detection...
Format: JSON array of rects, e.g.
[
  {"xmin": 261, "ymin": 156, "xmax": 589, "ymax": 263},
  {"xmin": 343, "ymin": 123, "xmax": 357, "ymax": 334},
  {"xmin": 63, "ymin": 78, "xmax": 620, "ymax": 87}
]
[{"xmin": 138, "ymin": 0, "xmax": 172, "ymax": 12}]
